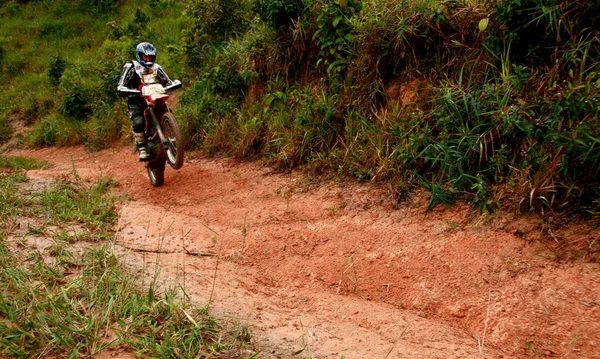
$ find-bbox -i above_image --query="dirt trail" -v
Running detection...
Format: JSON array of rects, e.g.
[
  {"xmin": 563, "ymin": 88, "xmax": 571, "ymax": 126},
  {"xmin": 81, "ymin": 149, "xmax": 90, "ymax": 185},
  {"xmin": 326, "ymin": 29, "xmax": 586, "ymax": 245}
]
[{"xmin": 11, "ymin": 146, "xmax": 600, "ymax": 358}]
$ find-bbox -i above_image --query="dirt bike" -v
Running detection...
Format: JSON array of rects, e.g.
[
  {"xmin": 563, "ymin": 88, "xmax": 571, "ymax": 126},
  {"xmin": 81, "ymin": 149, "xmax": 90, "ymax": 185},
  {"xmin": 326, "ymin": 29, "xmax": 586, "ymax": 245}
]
[{"xmin": 138, "ymin": 78, "xmax": 184, "ymax": 187}]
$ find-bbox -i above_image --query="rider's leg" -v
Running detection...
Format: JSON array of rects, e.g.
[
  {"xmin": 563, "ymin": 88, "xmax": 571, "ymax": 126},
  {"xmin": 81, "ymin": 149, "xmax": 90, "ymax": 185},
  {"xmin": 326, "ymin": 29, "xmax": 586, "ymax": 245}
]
[
  {"xmin": 133, "ymin": 132, "xmax": 149, "ymax": 160},
  {"xmin": 128, "ymin": 97, "xmax": 149, "ymax": 161}
]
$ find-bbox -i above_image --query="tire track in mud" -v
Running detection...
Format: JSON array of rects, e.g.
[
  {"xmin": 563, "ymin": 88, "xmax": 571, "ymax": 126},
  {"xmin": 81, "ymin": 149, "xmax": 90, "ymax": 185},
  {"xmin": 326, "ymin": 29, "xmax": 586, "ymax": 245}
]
[{"xmin": 113, "ymin": 201, "xmax": 494, "ymax": 358}]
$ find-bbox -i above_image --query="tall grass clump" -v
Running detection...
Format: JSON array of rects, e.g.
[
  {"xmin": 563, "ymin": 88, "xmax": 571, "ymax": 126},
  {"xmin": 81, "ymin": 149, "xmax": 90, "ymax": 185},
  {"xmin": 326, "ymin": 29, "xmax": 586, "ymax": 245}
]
[
  {"xmin": 0, "ymin": 173, "xmax": 29, "ymax": 226},
  {"xmin": 0, "ymin": 156, "xmax": 50, "ymax": 171},
  {"xmin": 26, "ymin": 114, "xmax": 85, "ymax": 148},
  {"xmin": 184, "ymin": 0, "xmax": 252, "ymax": 65},
  {"xmin": 37, "ymin": 178, "xmax": 119, "ymax": 231},
  {"xmin": 0, "ymin": 115, "xmax": 10, "ymax": 145}
]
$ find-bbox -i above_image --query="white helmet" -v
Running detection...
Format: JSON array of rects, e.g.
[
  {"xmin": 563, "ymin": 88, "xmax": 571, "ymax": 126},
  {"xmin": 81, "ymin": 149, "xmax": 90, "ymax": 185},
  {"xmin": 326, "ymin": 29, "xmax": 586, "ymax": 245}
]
[{"xmin": 135, "ymin": 42, "xmax": 156, "ymax": 68}]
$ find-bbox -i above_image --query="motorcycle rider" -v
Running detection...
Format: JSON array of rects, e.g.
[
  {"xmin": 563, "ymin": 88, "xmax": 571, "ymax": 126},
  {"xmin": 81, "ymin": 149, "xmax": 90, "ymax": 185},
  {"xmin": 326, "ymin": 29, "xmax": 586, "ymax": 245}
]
[{"xmin": 117, "ymin": 42, "xmax": 177, "ymax": 161}]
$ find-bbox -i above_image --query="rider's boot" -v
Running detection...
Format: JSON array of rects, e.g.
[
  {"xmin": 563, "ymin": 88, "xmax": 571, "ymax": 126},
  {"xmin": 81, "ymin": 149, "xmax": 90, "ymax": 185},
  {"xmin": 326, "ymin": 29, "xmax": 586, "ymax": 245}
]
[{"xmin": 134, "ymin": 132, "xmax": 150, "ymax": 161}]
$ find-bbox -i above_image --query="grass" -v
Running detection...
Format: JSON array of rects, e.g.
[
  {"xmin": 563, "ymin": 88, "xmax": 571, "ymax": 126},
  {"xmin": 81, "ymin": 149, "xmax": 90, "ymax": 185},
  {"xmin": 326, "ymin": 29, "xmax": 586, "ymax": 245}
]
[
  {"xmin": 0, "ymin": 0, "xmax": 189, "ymax": 149},
  {"xmin": 0, "ymin": 158, "xmax": 258, "ymax": 358},
  {"xmin": 0, "ymin": 156, "xmax": 50, "ymax": 170},
  {"xmin": 0, "ymin": 241, "xmax": 252, "ymax": 358}
]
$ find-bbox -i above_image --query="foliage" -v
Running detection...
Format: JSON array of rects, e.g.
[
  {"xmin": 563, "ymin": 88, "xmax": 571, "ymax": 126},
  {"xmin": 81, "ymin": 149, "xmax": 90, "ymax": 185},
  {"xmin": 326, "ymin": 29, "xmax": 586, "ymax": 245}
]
[
  {"xmin": 0, "ymin": 115, "xmax": 10, "ymax": 145},
  {"xmin": 80, "ymin": 0, "xmax": 119, "ymax": 15},
  {"xmin": 0, "ymin": 156, "xmax": 50, "ymax": 170},
  {"xmin": 47, "ymin": 56, "xmax": 68, "ymax": 87},
  {"xmin": 97, "ymin": 41, "xmax": 129, "ymax": 104},
  {"xmin": 252, "ymin": 0, "xmax": 304, "ymax": 28},
  {"xmin": 61, "ymin": 86, "xmax": 93, "ymax": 120},
  {"xmin": 27, "ymin": 114, "xmax": 85, "ymax": 148},
  {"xmin": 127, "ymin": 8, "xmax": 151, "ymax": 38},
  {"xmin": 313, "ymin": 0, "xmax": 362, "ymax": 74},
  {"xmin": 493, "ymin": 0, "xmax": 600, "ymax": 78},
  {"xmin": 84, "ymin": 105, "xmax": 130, "ymax": 151},
  {"xmin": 184, "ymin": 0, "xmax": 251, "ymax": 65}
]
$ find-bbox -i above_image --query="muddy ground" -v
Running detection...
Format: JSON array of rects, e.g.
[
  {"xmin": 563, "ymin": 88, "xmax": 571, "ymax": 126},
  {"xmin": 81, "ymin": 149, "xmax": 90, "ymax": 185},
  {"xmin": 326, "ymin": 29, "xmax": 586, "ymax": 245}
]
[{"xmin": 9, "ymin": 146, "xmax": 600, "ymax": 359}]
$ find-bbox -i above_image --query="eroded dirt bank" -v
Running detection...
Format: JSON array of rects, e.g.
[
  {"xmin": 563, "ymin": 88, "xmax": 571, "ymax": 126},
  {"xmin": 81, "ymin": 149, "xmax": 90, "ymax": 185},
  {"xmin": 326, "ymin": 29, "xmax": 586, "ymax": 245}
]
[{"xmin": 11, "ymin": 146, "xmax": 600, "ymax": 358}]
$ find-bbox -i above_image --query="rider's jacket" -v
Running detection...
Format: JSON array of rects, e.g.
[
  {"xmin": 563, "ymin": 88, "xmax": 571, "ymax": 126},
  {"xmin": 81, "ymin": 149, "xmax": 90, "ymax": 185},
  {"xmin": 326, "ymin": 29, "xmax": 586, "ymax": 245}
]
[{"xmin": 117, "ymin": 60, "xmax": 174, "ymax": 97}]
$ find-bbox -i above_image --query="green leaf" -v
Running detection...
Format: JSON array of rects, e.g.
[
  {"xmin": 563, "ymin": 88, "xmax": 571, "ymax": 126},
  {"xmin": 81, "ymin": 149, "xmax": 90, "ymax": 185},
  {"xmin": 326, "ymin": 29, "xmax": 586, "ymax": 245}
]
[
  {"xmin": 478, "ymin": 17, "xmax": 489, "ymax": 32},
  {"xmin": 332, "ymin": 15, "xmax": 343, "ymax": 27},
  {"xmin": 263, "ymin": 94, "xmax": 275, "ymax": 105},
  {"xmin": 312, "ymin": 29, "xmax": 322, "ymax": 41}
]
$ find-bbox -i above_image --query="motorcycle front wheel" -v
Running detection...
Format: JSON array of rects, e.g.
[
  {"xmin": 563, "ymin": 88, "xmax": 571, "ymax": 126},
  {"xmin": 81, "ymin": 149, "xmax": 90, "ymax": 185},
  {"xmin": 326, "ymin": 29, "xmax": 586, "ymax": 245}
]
[
  {"xmin": 162, "ymin": 112, "xmax": 184, "ymax": 170},
  {"xmin": 146, "ymin": 159, "xmax": 165, "ymax": 187}
]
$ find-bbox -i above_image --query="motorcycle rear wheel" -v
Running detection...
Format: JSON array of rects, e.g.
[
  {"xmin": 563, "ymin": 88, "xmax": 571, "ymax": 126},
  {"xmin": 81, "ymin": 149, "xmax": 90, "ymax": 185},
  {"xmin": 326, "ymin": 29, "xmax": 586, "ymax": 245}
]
[
  {"xmin": 146, "ymin": 159, "xmax": 165, "ymax": 187},
  {"xmin": 162, "ymin": 112, "xmax": 184, "ymax": 170}
]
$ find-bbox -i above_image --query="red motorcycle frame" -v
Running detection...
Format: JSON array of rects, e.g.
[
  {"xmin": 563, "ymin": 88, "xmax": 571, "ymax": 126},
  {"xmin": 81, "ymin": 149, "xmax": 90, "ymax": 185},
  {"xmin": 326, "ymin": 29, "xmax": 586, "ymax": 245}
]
[{"xmin": 139, "ymin": 79, "xmax": 183, "ymax": 187}]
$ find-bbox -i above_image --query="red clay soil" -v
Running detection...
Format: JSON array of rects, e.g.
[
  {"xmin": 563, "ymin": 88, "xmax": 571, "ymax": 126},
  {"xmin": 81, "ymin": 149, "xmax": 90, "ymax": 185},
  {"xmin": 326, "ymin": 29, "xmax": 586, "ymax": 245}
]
[{"xmin": 10, "ymin": 146, "xmax": 600, "ymax": 359}]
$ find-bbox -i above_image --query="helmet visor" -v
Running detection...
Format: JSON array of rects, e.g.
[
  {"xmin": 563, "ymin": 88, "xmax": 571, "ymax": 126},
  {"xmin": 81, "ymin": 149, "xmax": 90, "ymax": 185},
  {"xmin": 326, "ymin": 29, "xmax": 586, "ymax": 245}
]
[{"xmin": 142, "ymin": 54, "xmax": 155, "ymax": 63}]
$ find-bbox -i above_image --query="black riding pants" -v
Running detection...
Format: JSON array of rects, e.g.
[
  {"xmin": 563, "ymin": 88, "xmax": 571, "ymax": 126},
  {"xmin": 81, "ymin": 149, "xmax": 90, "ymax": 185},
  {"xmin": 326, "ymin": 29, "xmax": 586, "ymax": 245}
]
[{"xmin": 127, "ymin": 96, "xmax": 147, "ymax": 133}]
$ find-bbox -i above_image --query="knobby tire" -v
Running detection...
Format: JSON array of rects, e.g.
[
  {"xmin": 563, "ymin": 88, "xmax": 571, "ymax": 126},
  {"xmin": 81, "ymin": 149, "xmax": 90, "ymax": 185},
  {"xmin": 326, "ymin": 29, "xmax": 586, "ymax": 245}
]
[
  {"xmin": 147, "ymin": 160, "xmax": 165, "ymax": 187},
  {"xmin": 162, "ymin": 112, "xmax": 184, "ymax": 170}
]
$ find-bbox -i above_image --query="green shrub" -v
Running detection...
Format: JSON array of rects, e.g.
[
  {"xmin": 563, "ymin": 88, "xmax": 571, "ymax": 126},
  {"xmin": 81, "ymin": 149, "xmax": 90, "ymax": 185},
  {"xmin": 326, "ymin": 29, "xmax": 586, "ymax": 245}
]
[
  {"xmin": 61, "ymin": 86, "xmax": 93, "ymax": 120},
  {"xmin": 0, "ymin": 115, "xmax": 10, "ymax": 145},
  {"xmin": 47, "ymin": 56, "xmax": 68, "ymax": 87},
  {"xmin": 80, "ymin": 0, "xmax": 118, "ymax": 15},
  {"xmin": 184, "ymin": 0, "xmax": 251, "ymax": 65},
  {"xmin": 39, "ymin": 20, "xmax": 74, "ymax": 39},
  {"xmin": 252, "ymin": 0, "xmax": 304, "ymax": 28},
  {"xmin": 27, "ymin": 114, "xmax": 85, "ymax": 148},
  {"xmin": 313, "ymin": 0, "xmax": 362, "ymax": 74},
  {"xmin": 125, "ymin": 8, "xmax": 151, "ymax": 38},
  {"xmin": 2, "ymin": 61, "xmax": 26, "ymax": 78},
  {"xmin": 84, "ymin": 105, "xmax": 129, "ymax": 151},
  {"xmin": 22, "ymin": 97, "xmax": 56, "ymax": 126},
  {"xmin": 494, "ymin": 0, "xmax": 600, "ymax": 78}
]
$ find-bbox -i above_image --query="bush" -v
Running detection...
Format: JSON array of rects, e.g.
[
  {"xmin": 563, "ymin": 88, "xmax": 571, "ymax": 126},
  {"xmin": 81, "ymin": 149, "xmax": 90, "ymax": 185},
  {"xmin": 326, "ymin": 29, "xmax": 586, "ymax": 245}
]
[
  {"xmin": 27, "ymin": 114, "xmax": 85, "ymax": 148},
  {"xmin": 61, "ymin": 86, "xmax": 93, "ymax": 120},
  {"xmin": 0, "ymin": 115, "xmax": 11, "ymax": 145},
  {"xmin": 39, "ymin": 20, "xmax": 74, "ymax": 39},
  {"xmin": 125, "ymin": 9, "xmax": 151, "ymax": 38},
  {"xmin": 313, "ymin": 0, "xmax": 362, "ymax": 74},
  {"xmin": 494, "ymin": 0, "xmax": 600, "ymax": 77},
  {"xmin": 252, "ymin": 0, "xmax": 304, "ymax": 28},
  {"xmin": 22, "ymin": 97, "xmax": 56, "ymax": 126},
  {"xmin": 84, "ymin": 105, "xmax": 129, "ymax": 151},
  {"xmin": 80, "ymin": 0, "xmax": 118, "ymax": 15},
  {"xmin": 47, "ymin": 56, "xmax": 68, "ymax": 87},
  {"xmin": 184, "ymin": 0, "xmax": 251, "ymax": 65}
]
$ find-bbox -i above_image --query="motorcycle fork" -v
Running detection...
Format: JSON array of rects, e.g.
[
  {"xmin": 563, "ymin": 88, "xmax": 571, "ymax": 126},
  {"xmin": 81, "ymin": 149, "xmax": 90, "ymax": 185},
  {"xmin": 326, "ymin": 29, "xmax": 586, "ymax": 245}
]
[{"xmin": 146, "ymin": 106, "xmax": 169, "ymax": 146}]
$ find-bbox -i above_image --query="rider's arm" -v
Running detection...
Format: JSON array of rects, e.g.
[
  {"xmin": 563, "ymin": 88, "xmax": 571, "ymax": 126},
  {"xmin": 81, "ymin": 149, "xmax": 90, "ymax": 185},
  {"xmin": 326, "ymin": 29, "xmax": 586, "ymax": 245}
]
[
  {"xmin": 156, "ymin": 65, "xmax": 174, "ymax": 87},
  {"xmin": 156, "ymin": 65, "xmax": 182, "ymax": 91},
  {"xmin": 116, "ymin": 63, "xmax": 141, "ymax": 97}
]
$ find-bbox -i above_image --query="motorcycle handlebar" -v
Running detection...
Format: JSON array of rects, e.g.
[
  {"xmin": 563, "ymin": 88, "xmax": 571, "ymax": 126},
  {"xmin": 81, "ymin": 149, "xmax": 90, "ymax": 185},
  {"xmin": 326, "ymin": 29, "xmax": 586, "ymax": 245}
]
[
  {"xmin": 118, "ymin": 80, "xmax": 181, "ymax": 97},
  {"xmin": 165, "ymin": 80, "xmax": 182, "ymax": 91},
  {"xmin": 118, "ymin": 86, "xmax": 141, "ymax": 96}
]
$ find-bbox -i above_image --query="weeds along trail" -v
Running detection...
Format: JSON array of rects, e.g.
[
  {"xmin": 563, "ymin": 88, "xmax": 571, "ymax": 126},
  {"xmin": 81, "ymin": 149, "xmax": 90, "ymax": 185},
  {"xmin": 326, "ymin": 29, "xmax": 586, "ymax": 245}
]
[{"xmin": 11, "ymin": 145, "xmax": 600, "ymax": 359}]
